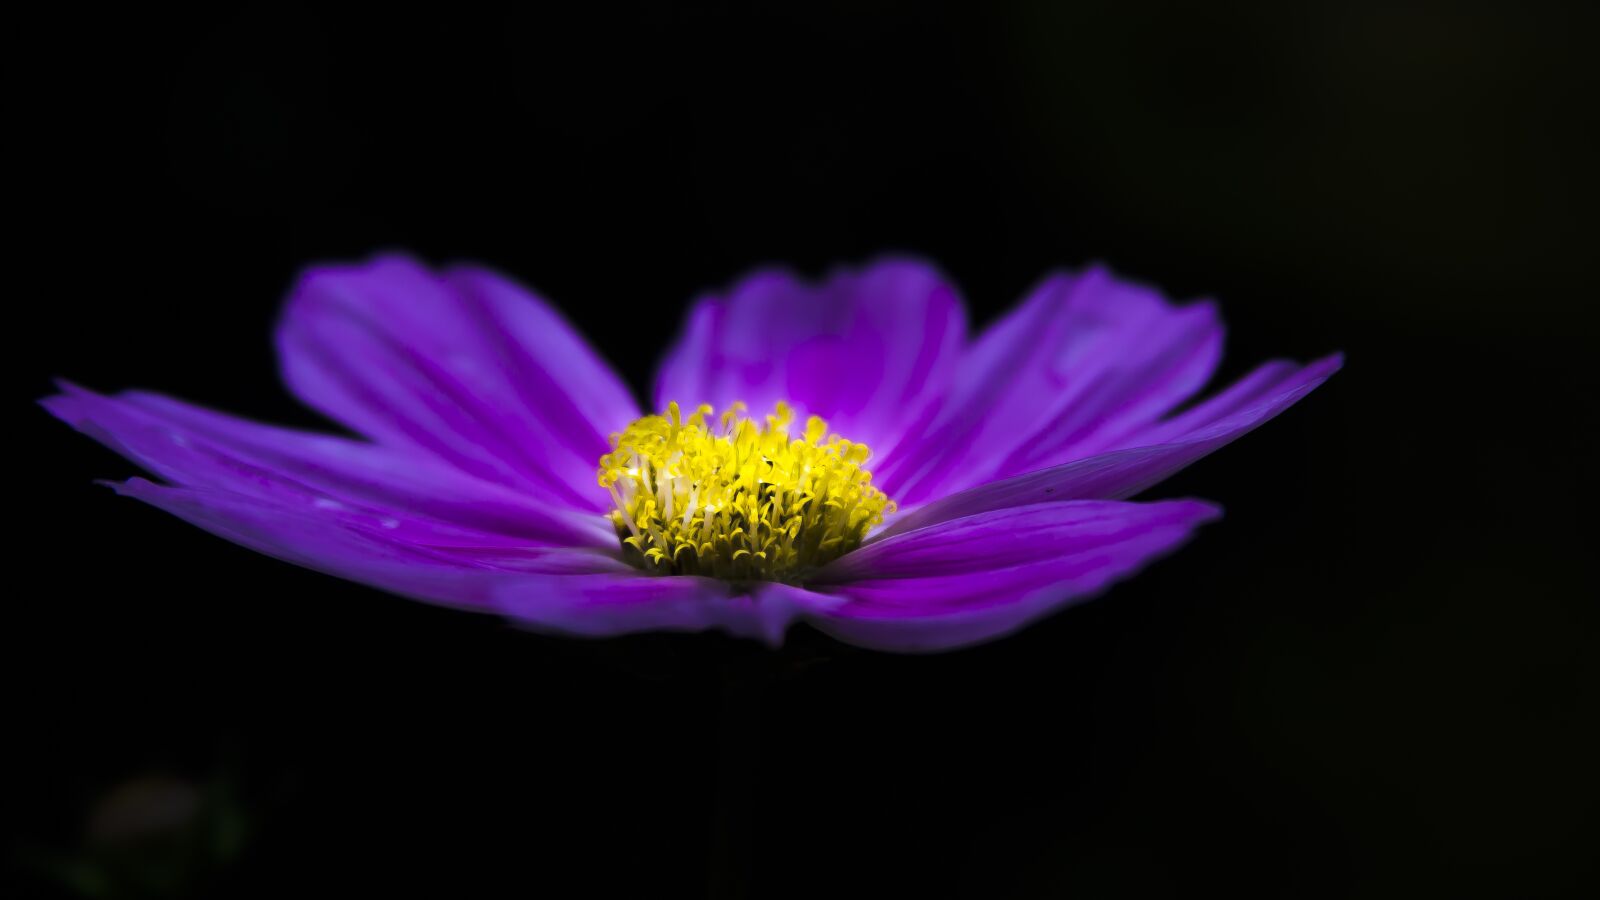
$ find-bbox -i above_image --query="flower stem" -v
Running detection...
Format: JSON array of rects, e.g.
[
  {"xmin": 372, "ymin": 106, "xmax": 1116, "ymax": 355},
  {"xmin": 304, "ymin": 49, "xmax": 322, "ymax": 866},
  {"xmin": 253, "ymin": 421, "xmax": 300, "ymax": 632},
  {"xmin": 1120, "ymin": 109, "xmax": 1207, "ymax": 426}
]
[{"xmin": 707, "ymin": 651, "xmax": 773, "ymax": 900}]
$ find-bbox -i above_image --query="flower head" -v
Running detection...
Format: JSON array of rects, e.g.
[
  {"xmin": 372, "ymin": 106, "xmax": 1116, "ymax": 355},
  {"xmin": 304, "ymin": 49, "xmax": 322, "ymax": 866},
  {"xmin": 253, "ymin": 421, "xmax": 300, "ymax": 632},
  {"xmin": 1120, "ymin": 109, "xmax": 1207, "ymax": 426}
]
[{"xmin": 45, "ymin": 254, "xmax": 1339, "ymax": 652}]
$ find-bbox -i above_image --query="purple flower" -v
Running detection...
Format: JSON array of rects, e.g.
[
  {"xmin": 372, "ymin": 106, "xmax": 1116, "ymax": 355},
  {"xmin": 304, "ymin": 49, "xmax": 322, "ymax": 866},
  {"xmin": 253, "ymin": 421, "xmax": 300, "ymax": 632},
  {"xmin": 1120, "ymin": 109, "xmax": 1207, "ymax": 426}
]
[{"xmin": 45, "ymin": 254, "xmax": 1339, "ymax": 652}]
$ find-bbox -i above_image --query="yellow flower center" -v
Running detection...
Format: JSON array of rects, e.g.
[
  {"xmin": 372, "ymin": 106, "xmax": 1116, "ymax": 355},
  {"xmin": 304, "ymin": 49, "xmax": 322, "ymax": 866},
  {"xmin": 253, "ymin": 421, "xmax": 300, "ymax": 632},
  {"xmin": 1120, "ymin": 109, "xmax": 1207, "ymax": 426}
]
[{"xmin": 598, "ymin": 401, "xmax": 896, "ymax": 582}]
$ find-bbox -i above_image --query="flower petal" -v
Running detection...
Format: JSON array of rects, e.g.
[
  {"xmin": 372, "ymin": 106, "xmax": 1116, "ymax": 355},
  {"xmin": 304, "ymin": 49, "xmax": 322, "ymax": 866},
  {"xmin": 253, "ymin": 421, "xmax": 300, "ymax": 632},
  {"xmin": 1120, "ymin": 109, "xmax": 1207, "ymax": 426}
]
[
  {"xmin": 275, "ymin": 253, "xmax": 638, "ymax": 511},
  {"xmin": 112, "ymin": 479, "xmax": 629, "ymax": 612},
  {"xmin": 805, "ymin": 499, "xmax": 1220, "ymax": 652},
  {"xmin": 43, "ymin": 383, "xmax": 611, "ymax": 549},
  {"xmin": 871, "ymin": 354, "xmax": 1340, "ymax": 541},
  {"xmin": 652, "ymin": 258, "xmax": 965, "ymax": 461},
  {"xmin": 492, "ymin": 575, "xmax": 830, "ymax": 645},
  {"xmin": 874, "ymin": 266, "xmax": 1223, "ymax": 504}
]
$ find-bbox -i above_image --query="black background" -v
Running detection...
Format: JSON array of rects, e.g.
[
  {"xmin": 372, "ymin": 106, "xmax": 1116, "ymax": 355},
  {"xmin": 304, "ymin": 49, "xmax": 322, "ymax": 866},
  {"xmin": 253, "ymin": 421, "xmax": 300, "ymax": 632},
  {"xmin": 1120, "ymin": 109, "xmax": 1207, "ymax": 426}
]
[{"xmin": 10, "ymin": 4, "xmax": 1597, "ymax": 898}]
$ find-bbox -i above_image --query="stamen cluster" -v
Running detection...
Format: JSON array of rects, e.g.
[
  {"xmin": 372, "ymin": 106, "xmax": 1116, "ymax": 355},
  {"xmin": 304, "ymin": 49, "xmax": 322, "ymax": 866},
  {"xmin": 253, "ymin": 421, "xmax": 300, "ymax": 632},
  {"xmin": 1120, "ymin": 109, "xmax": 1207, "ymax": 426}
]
[{"xmin": 598, "ymin": 402, "xmax": 895, "ymax": 581}]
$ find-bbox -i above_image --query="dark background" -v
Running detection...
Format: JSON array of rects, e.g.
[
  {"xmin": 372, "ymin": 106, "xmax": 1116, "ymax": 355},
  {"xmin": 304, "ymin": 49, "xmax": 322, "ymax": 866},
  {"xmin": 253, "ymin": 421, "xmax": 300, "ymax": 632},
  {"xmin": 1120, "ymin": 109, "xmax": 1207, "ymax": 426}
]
[{"xmin": 9, "ymin": 4, "xmax": 1596, "ymax": 898}]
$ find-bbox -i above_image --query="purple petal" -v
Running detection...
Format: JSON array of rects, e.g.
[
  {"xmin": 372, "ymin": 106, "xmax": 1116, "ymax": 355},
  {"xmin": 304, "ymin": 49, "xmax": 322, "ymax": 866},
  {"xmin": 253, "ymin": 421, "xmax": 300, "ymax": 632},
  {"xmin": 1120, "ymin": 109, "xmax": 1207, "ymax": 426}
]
[
  {"xmin": 275, "ymin": 254, "xmax": 638, "ymax": 511},
  {"xmin": 871, "ymin": 354, "xmax": 1340, "ymax": 541},
  {"xmin": 493, "ymin": 576, "xmax": 833, "ymax": 645},
  {"xmin": 804, "ymin": 499, "xmax": 1221, "ymax": 652},
  {"xmin": 112, "ymin": 479, "xmax": 629, "ymax": 612},
  {"xmin": 874, "ymin": 266, "xmax": 1223, "ymax": 505},
  {"xmin": 44, "ymin": 383, "xmax": 612, "ymax": 549},
  {"xmin": 652, "ymin": 258, "xmax": 965, "ymax": 462},
  {"xmin": 1122, "ymin": 355, "xmax": 1338, "ymax": 447}
]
